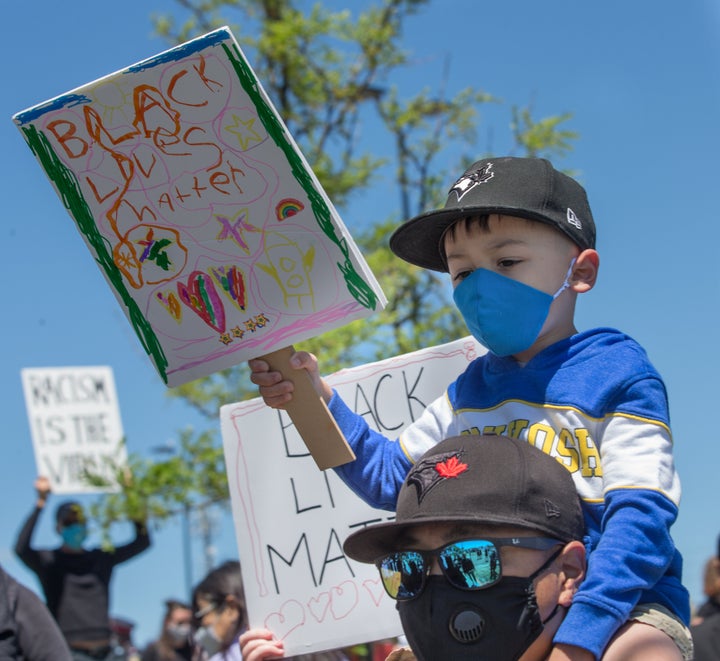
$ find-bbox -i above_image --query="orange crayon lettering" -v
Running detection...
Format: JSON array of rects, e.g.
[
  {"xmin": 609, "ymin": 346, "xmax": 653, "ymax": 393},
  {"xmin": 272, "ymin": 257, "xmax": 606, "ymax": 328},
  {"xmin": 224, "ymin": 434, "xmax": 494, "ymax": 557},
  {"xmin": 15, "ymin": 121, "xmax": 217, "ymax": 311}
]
[
  {"xmin": 45, "ymin": 119, "xmax": 88, "ymax": 159},
  {"xmin": 132, "ymin": 84, "xmax": 181, "ymax": 145},
  {"xmin": 85, "ymin": 176, "xmax": 119, "ymax": 204},
  {"xmin": 167, "ymin": 68, "xmax": 207, "ymax": 108},
  {"xmin": 83, "ymin": 106, "xmax": 137, "ymax": 147},
  {"xmin": 209, "ymin": 170, "xmax": 230, "ymax": 194}
]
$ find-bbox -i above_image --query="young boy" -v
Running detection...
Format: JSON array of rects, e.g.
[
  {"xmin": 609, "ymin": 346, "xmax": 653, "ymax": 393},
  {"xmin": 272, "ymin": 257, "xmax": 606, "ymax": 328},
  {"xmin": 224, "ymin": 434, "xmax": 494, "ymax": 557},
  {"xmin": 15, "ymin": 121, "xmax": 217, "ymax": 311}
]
[{"xmin": 250, "ymin": 157, "xmax": 692, "ymax": 660}]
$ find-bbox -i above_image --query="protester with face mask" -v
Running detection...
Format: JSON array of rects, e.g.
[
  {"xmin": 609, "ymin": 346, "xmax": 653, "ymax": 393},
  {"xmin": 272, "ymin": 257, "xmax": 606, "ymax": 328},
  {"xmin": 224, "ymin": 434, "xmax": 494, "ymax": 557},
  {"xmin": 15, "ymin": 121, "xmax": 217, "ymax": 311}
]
[
  {"xmin": 250, "ymin": 156, "xmax": 692, "ymax": 660},
  {"xmin": 240, "ymin": 435, "xmax": 586, "ymax": 661},
  {"xmin": 14, "ymin": 475, "xmax": 151, "ymax": 661},
  {"xmin": 142, "ymin": 600, "xmax": 193, "ymax": 661},
  {"xmin": 191, "ymin": 561, "xmax": 247, "ymax": 661}
]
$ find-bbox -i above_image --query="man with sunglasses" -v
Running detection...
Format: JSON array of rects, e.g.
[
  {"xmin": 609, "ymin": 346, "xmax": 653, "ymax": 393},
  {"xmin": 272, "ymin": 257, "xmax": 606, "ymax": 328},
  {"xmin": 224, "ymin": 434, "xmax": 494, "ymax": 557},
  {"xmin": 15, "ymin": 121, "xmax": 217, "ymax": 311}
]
[
  {"xmin": 343, "ymin": 434, "xmax": 587, "ymax": 661},
  {"xmin": 241, "ymin": 435, "xmax": 587, "ymax": 661}
]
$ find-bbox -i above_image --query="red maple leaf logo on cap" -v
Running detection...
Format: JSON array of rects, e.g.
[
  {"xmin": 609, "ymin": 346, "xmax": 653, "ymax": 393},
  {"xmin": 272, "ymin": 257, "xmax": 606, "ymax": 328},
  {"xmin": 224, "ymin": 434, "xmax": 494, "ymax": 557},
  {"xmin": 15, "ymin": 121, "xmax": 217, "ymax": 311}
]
[{"xmin": 435, "ymin": 455, "xmax": 468, "ymax": 478}]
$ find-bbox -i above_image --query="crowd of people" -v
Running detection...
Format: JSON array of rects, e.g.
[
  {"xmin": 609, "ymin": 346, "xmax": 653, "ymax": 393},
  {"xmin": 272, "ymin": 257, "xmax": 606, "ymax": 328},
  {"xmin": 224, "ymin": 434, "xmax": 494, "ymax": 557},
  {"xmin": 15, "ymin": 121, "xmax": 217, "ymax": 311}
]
[
  {"xmin": 5, "ymin": 461, "xmax": 720, "ymax": 661},
  {"xmin": 4, "ymin": 156, "xmax": 719, "ymax": 660},
  {"xmin": 2, "ymin": 475, "xmax": 396, "ymax": 661}
]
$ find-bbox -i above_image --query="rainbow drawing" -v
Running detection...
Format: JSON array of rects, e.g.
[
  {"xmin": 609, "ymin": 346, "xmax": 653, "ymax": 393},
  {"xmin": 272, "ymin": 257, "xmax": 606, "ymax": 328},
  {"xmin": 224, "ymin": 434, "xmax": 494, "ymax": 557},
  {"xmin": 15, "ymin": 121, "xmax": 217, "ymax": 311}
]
[{"xmin": 275, "ymin": 198, "xmax": 304, "ymax": 221}]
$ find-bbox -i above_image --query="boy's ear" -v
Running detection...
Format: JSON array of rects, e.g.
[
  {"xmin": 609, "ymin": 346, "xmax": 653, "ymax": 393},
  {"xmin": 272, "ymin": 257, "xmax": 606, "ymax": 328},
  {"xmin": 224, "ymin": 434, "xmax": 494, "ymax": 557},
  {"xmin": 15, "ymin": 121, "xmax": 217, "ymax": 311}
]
[
  {"xmin": 570, "ymin": 249, "xmax": 599, "ymax": 293},
  {"xmin": 557, "ymin": 540, "xmax": 586, "ymax": 608}
]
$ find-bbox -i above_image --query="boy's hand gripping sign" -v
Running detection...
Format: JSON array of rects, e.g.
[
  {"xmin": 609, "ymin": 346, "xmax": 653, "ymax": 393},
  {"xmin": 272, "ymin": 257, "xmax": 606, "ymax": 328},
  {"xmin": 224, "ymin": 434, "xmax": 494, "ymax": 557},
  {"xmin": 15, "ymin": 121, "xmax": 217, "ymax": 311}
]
[{"xmin": 13, "ymin": 28, "xmax": 386, "ymax": 468}]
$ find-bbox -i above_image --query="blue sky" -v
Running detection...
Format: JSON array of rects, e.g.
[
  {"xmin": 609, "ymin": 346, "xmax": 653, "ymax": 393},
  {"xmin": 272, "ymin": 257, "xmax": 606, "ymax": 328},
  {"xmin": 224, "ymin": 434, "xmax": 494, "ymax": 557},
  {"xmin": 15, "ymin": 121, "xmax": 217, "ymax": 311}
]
[{"xmin": 2, "ymin": 0, "xmax": 719, "ymax": 649}]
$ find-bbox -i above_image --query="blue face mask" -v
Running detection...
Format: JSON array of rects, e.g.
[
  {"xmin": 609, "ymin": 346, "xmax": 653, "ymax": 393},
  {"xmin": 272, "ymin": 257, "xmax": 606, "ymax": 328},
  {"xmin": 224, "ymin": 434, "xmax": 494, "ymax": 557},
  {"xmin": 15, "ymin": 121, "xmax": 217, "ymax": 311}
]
[
  {"xmin": 453, "ymin": 261, "xmax": 575, "ymax": 357},
  {"xmin": 60, "ymin": 523, "xmax": 87, "ymax": 550}
]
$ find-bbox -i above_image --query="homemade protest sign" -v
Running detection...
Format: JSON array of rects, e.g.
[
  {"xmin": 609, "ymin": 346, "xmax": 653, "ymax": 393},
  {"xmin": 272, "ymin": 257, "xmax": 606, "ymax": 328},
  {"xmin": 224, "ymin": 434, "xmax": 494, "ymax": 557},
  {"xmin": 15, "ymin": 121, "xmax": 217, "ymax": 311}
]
[
  {"xmin": 13, "ymin": 27, "xmax": 385, "ymax": 467},
  {"xmin": 12, "ymin": 27, "xmax": 385, "ymax": 385},
  {"xmin": 20, "ymin": 366, "xmax": 127, "ymax": 494},
  {"xmin": 220, "ymin": 336, "xmax": 485, "ymax": 656}
]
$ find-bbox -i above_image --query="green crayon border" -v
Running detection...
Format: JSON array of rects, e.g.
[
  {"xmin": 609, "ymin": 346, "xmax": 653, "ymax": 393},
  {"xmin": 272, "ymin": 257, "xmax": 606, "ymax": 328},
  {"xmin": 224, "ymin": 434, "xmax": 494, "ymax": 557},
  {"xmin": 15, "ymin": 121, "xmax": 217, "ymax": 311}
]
[
  {"xmin": 221, "ymin": 40, "xmax": 379, "ymax": 312},
  {"xmin": 19, "ymin": 123, "xmax": 170, "ymax": 380}
]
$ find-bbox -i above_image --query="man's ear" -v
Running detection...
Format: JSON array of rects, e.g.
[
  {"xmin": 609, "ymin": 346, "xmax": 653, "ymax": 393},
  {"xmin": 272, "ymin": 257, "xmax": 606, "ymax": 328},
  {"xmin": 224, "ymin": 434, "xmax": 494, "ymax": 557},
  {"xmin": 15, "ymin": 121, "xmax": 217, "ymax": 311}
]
[
  {"xmin": 570, "ymin": 249, "xmax": 599, "ymax": 293},
  {"xmin": 224, "ymin": 595, "xmax": 241, "ymax": 623},
  {"xmin": 557, "ymin": 540, "xmax": 586, "ymax": 608}
]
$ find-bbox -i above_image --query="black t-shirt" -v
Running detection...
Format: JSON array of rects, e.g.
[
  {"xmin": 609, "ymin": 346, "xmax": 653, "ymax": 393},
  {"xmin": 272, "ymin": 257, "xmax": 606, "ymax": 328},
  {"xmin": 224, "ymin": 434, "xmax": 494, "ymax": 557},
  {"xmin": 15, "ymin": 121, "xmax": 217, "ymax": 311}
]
[
  {"xmin": 696, "ymin": 597, "xmax": 720, "ymax": 621},
  {"xmin": 14, "ymin": 506, "xmax": 150, "ymax": 644},
  {"xmin": 692, "ymin": 613, "xmax": 720, "ymax": 661},
  {"xmin": 141, "ymin": 641, "xmax": 193, "ymax": 661}
]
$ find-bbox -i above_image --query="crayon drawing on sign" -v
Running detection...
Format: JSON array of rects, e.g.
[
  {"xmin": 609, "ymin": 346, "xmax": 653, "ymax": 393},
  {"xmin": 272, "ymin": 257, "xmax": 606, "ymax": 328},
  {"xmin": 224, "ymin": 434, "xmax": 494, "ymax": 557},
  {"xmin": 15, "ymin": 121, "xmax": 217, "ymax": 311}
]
[{"xmin": 14, "ymin": 28, "xmax": 386, "ymax": 387}]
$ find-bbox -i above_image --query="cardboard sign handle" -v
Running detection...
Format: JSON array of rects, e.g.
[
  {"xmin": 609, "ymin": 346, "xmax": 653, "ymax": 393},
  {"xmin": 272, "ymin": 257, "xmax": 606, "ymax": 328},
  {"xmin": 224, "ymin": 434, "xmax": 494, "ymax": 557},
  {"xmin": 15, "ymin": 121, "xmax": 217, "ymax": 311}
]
[{"xmin": 259, "ymin": 346, "xmax": 356, "ymax": 470}]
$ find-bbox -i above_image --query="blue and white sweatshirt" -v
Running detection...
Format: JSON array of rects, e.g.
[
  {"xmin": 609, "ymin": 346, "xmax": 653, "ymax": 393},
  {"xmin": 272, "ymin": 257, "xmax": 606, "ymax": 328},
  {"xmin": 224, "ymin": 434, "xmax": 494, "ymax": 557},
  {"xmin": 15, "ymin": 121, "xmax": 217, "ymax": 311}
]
[{"xmin": 331, "ymin": 327, "xmax": 689, "ymax": 659}]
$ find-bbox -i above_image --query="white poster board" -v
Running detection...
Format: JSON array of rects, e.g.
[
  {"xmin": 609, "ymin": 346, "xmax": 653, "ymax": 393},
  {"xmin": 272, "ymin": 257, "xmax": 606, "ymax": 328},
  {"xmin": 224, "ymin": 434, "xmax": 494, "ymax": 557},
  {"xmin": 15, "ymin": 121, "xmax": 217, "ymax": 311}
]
[
  {"xmin": 20, "ymin": 366, "xmax": 127, "ymax": 494},
  {"xmin": 13, "ymin": 27, "xmax": 386, "ymax": 387},
  {"xmin": 220, "ymin": 336, "xmax": 485, "ymax": 655}
]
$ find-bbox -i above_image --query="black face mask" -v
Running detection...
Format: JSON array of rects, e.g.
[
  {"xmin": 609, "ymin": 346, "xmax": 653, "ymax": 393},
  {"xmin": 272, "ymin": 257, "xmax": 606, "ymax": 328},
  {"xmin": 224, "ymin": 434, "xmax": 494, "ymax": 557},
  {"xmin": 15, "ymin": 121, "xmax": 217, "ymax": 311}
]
[{"xmin": 397, "ymin": 550, "xmax": 561, "ymax": 661}]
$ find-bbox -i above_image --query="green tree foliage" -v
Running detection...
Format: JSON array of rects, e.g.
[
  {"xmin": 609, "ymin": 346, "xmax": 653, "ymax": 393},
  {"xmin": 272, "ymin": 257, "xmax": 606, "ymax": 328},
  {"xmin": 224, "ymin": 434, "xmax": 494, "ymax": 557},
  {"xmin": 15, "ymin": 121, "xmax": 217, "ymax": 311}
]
[
  {"xmin": 84, "ymin": 430, "xmax": 226, "ymax": 544},
  {"xmin": 88, "ymin": 0, "xmax": 579, "ymax": 534}
]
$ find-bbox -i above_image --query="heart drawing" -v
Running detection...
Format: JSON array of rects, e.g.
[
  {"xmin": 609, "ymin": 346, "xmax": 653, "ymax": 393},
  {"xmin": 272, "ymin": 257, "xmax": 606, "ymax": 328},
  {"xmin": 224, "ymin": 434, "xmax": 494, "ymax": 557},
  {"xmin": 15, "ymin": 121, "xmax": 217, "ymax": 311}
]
[
  {"xmin": 264, "ymin": 599, "xmax": 306, "ymax": 640},
  {"xmin": 176, "ymin": 270, "xmax": 226, "ymax": 333},
  {"xmin": 362, "ymin": 577, "xmax": 386, "ymax": 607}
]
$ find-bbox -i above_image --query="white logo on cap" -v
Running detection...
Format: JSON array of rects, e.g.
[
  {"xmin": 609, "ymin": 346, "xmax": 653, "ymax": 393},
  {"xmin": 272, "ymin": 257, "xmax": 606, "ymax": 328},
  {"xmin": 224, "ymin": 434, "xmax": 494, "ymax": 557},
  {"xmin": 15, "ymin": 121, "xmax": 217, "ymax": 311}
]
[
  {"xmin": 567, "ymin": 208, "xmax": 582, "ymax": 230},
  {"xmin": 450, "ymin": 162, "xmax": 494, "ymax": 201}
]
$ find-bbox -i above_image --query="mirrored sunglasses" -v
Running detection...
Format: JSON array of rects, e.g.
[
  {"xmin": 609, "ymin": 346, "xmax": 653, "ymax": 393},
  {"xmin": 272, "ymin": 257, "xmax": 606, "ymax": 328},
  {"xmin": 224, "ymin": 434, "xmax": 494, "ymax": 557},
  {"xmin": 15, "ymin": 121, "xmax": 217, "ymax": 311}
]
[{"xmin": 376, "ymin": 537, "xmax": 562, "ymax": 601}]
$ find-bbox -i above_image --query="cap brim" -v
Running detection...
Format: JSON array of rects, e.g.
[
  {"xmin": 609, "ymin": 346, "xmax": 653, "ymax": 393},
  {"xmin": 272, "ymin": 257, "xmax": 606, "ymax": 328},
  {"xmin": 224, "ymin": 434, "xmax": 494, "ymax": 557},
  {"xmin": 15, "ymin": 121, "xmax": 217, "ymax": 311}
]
[
  {"xmin": 389, "ymin": 205, "xmax": 554, "ymax": 272},
  {"xmin": 343, "ymin": 513, "xmax": 557, "ymax": 564}
]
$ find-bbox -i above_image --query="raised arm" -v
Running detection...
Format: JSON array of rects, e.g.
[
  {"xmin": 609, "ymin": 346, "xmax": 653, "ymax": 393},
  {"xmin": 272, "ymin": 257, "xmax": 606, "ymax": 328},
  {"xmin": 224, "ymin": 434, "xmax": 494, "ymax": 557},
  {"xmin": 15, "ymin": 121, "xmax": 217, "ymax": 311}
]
[
  {"xmin": 14, "ymin": 477, "xmax": 51, "ymax": 574},
  {"xmin": 110, "ymin": 519, "xmax": 151, "ymax": 565}
]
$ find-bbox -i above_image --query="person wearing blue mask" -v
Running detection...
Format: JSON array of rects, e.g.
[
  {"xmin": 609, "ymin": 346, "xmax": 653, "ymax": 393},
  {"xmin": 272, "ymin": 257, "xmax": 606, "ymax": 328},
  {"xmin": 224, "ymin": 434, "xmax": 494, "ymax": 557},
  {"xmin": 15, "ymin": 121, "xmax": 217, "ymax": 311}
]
[
  {"xmin": 15, "ymin": 475, "xmax": 151, "ymax": 661},
  {"xmin": 249, "ymin": 157, "xmax": 692, "ymax": 660}
]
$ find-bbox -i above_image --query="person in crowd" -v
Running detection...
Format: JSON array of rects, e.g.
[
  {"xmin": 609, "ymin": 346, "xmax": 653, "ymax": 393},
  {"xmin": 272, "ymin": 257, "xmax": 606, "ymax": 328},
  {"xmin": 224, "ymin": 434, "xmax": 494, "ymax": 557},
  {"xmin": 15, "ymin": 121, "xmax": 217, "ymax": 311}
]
[
  {"xmin": 191, "ymin": 561, "xmax": 247, "ymax": 661},
  {"xmin": 142, "ymin": 600, "xmax": 193, "ymax": 661},
  {"xmin": 249, "ymin": 156, "xmax": 691, "ymax": 660},
  {"xmin": 0, "ymin": 561, "xmax": 73, "ymax": 660},
  {"xmin": 691, "ymin": 611, "xmax": 720, "ymax": 661},
  {"xmin": 691, "ymin": 539, "xmax": 720, "ymax": 661},
  {"xmin": 692, "ymin": 556, "xmax": 720, "ymax": 625},
  {"xmin": 189, "ymin": 560, "xmax": 353, "ymax": 661},
  {"xmin": 110, "ymin": 617, "xmax": 141, "ymax": 661},
  {"xmin": 14, "ymin": 475, "xmax": 151, "ymax": 661},
  {"xmin": 241, "ymin": 435, "xmax": 591, "ymax": 661}
]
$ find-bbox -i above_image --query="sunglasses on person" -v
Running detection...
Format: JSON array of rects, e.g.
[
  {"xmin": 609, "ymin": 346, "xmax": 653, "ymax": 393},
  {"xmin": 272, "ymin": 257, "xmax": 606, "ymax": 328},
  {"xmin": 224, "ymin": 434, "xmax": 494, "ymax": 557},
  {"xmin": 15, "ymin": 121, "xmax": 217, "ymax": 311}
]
[{"xmin": 376, "ymin": 537, "xmax": 563, "ymax": 601}]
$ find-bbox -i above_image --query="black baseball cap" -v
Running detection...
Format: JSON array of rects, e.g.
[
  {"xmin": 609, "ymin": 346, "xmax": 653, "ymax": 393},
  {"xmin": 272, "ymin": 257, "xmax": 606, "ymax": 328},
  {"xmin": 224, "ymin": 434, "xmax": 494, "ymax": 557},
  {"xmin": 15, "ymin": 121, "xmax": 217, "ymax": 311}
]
[
  {"xmin": 55, "ymin": 501, "xmax": 86, "ymax": 525},
  {"xmin": 389, "ymin": 157, "xmax": 596, "ymax": 272},
  {"xmin": 343, "ymin": 435, "xmax": 584, "ymax": 563}
]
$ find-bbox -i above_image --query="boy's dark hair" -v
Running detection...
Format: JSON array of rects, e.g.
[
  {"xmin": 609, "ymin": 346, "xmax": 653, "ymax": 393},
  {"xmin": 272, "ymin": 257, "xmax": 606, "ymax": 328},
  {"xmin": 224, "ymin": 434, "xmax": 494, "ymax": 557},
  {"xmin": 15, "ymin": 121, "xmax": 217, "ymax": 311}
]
[{"xmin": 390, "ymin": 156, "xmax": 596, "ymax": 272}]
